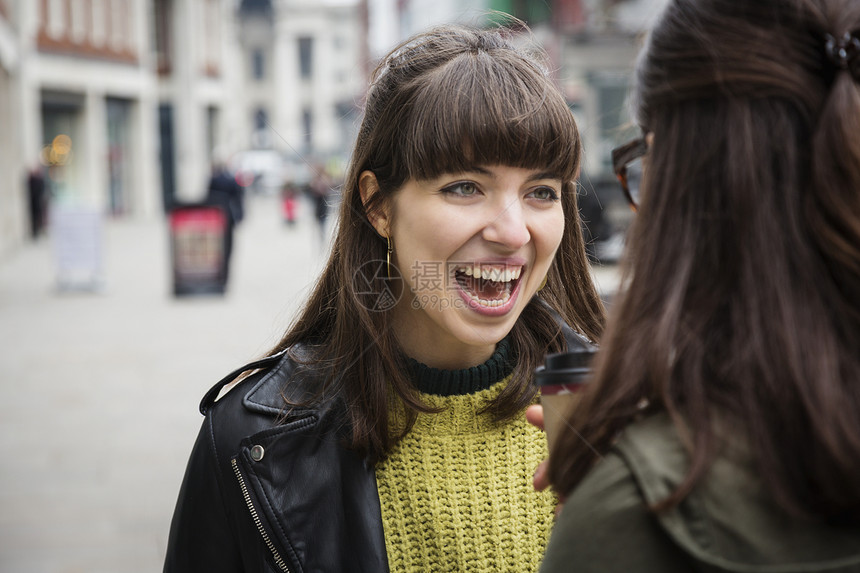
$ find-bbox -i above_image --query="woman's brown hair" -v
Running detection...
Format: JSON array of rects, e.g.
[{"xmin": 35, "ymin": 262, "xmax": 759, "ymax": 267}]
[
  {"xmin": 550, "ymin": 0, "xmax": 860, "ymax": 524},
  {"xmin": 269, "ymin": 24, "xmax": 605, "ymax": 463}
]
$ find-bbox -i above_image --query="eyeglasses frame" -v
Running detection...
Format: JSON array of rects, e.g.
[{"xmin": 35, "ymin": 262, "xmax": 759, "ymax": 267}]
[{"xmin": 611, "ymin": 137, "xmax": 649, "ymax": 210}]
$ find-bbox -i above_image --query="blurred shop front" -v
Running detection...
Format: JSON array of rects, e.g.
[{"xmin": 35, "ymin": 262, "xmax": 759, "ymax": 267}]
[
  {"xmin": 107, "ymin": 97, "xmax": 133, "ymax": 216},
  {"xmin": 41, "ymin": 91, "xmax": 84, "ymax": 206}
]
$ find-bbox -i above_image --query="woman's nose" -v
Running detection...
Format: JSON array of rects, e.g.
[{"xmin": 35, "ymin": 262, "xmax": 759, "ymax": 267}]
[{"xmin": 481, "ymin": 199, "xmax": 530, "ymax": 250}]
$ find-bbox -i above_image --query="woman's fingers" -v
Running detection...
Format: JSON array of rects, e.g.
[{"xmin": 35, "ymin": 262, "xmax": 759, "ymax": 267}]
[
  {"xmin": 527, "ymin": 405, "xmax": 549, "ymax": 492},
  {"xmin": 533, "ymin": 458, "xmax": 550, "ymax": 492},
  {"xmin": 525, "ymin": 404, "xmax": 544, "ymax": 430}
]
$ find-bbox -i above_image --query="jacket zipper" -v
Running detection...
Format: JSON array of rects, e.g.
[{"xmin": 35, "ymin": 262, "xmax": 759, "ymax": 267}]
[{"xmin": 231, "ymin": 457, "xmax": 292, "ymax": 573}]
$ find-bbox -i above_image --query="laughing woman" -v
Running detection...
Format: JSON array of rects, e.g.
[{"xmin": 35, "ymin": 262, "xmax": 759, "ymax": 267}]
[{"xmin": 164, "ymin": 24, "xmax": 604, "ymax": 573}]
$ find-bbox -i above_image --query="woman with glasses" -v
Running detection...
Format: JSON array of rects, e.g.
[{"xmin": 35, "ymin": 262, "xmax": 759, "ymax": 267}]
[
  {"xmin": 539, "ymin": 0, "xmax": 860, "ymax": 570},
  {"xmin": 165, "ymin": 23, "xmax": 604, "ymax": 573}
]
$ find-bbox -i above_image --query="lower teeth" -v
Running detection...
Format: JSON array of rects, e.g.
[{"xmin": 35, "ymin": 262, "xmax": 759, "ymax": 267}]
[
  {"xmin": 469, "ymin": 291, "xmax": 511, "ymax": 307},
  {"xmin": 453, "ymin": 271, "xmax": 515, "ymax": 308}
]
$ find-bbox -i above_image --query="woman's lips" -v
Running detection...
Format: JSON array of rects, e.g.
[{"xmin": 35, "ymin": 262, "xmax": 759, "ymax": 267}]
[{"xmin": 451, "ymin": 263, "xmax": 525, "ymax": 316}]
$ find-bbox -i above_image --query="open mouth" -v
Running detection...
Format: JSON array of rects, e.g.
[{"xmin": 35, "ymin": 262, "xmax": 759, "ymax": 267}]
[{"xmin": 452, "ymin": 264, "xmax": 523, "ymax": 308}]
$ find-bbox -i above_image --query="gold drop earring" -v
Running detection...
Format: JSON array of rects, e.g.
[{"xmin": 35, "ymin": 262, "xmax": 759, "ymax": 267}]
[{"xmin": 386, "ymin": 236, "xmax": 393, "ymax": 280}]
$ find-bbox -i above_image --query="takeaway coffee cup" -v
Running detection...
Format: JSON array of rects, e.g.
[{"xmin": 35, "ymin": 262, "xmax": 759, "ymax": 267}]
[{"xmin": 533, "ymin": 345, "xmax": 597, "ymax": 452}]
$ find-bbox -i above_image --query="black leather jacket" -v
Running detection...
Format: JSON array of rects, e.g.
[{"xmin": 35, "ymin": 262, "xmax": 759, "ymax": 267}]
[
  {"xmin": 164, "ymin": 321, "xmax": 592, "ymax": 573},
  {"xmin": 164, "ymin": 347, "xmax": 389, "ymax": 573}
]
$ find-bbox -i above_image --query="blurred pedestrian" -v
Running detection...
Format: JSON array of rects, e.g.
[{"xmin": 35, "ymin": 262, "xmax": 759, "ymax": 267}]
[
  {"xmin": 206, "ymin": 162, "xmax": 245, "ymax": 283},
  {"xmin": 26, "ymin": 166, "xmax": 47, "ymax": 239},
  {"xmin": 309, "ymin": 164, "xmax": 332, "ymax": 243},
  {"xmin": 539, "ymin": 0, "xmax": 860, "ymax": 571},
  {"xmin": 280, "ymin": 181, "xmax": 299, "ymax": 226},
  {"xmin": 165, "ymin": 23, "xmax": 605, "ymax": 572}
]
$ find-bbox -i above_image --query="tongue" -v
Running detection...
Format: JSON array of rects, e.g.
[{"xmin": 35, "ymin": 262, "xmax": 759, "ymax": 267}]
[{"xmin": 465, "ymin": 276, "xmax": 506, "ymax": 300}]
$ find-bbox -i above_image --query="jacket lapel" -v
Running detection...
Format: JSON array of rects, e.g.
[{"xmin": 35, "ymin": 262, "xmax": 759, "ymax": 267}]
[{"xmin": 233, "ymin": 354, "xmax": 389, "ymax": 572}]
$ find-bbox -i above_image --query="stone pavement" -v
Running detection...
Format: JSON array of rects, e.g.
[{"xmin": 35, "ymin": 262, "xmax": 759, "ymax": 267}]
[{"xmin": 0, "ymin": 193, "xmax": 619, "ymax": 573}]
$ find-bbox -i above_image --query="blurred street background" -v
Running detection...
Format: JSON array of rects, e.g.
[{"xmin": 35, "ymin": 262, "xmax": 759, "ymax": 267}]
[
  {"xmin": 0, "ymin": 193, "xmax": 330, "ymax": 573},
  {"xmin": 0, "ymin": 192, "xmax": 619, "ymax": 573},
  {"xmin": 0, "ymin": 0, "xmax": 655, "ymax": 570}
]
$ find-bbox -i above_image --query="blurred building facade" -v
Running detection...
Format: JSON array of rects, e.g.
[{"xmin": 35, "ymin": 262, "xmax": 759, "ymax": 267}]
[
  {"xmin": 367, "ymin": 0, "xmax": 664, "ymax": 176},
  {"xmin": 0, "ymin": 0, "xmax": 368, "ymax": 256},
  {"xmin": 235, "ymin": 0, "xmax": 365, "ymax": 187},
  {"xmin": 0, "ymin": 0, "xmax": 22, "ymax": 252},
  {"xmin": 0, "ymin": 0, "xmax": 161, "ymax": 256},
  {"xmin": 0, "ymin": 0, "xmax": 247, "ymax": 257},
  {"xmin": 0, "ymin": 0, "xmax": 663, "ymax": 258},
  {"xmin": 154, "ymin": 0, "xmax": 244, "ymax": 207}
]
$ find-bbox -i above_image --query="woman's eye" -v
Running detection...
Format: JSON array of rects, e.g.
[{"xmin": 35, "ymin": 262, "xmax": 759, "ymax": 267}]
[
  {"xmin": 442, "ymin": 182, "xmax": 479, "ymax": 197},
  {"xmin": 529, "ymin": 186, "xmax": 560, "ymax": 201}
]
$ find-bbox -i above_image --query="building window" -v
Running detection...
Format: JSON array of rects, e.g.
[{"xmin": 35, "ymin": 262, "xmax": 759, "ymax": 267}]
[
  {"xmin": 203, "ymin": 0, "xmax": 221, "ymax": 76},
  {"xmin": 207, "ymin": 105, "xmax": 219, "ymax": 160},
  {"xmin": 592, "ymin": 74, "xmax": 636, "ymax": 173},
  {"xmin": 255, "ymin": 107, "xmax": 268, "ymax": 131},
  {"xmin": 252, "ymin": 48, "xmax": 264, "ymax": 80},
  {"xmin": 302, "ymin": 108, "xmax": 312, "ymax": 151},
  {"xmin": 298, "ymin": 36, "xmax": 313, "ymax": 80},
  {"xmin": 252, "ymin": 107, "xmax": 270, "ymax": 148},
  {"xmin": 69, "ymin": 0, "xmax": 87, "ymax": 44},
  {"xmin": 154, "ymin": 0, "xmax": 172, "ymax": 74},
  {"xmin": 106, "ymin": 97, "xmax": 133, "ymax": 216},
  {"xmin": 158, "ymin": 103, "xmax": 176, "ymax": 209}
]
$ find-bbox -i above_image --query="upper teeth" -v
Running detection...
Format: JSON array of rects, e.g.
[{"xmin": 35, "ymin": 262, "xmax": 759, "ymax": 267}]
[{"xmin": 456, "ymin": 265, "xmax": 522, "ymax": 282}]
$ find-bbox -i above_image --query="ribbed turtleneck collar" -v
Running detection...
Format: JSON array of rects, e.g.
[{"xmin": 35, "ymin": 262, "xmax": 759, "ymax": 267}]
[{"xmin": 406, "ymin": 337, "xmax": 514, "ymax": 396}]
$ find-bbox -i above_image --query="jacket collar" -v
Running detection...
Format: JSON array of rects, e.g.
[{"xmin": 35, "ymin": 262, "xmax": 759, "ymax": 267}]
[{"xmin": 200, "ymin": 345, "xmax": 321, "ymax": 415}]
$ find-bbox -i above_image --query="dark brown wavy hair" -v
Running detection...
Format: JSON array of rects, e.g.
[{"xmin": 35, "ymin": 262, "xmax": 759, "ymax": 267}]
[
  {"xmin": 550, "ymin": 0, "xmax": 860, "ymax": 524},
  {"xmin": 270, "ymin": 24, "xmax": 605, "ymax": 463}
]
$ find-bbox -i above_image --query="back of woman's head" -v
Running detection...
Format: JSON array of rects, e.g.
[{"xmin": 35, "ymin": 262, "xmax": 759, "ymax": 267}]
[
  {"xmin": 633, "ymin": 0, "xmax": 860, "ymax": 297},
  {"xmin": 550, "ymin": 0, "xmax": 860, "ymax": 523}
]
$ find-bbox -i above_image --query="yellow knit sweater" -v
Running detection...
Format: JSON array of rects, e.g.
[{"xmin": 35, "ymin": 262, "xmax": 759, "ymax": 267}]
[{"xmin": 376, "ymin": 376, "xmax": 557, "ymax": 572}]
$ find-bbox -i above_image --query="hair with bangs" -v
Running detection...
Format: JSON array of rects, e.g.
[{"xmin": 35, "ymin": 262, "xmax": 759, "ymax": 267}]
[
  {"xmin": 269, "ymin": 23, "xmax": 605, "ymax": 463},
  {"xmin": 397, "ymin": 51, "xmax": 580, "ymax": 183}
]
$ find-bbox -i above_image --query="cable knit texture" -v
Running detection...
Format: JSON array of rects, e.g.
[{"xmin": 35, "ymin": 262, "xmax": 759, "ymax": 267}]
[{"xmin": 376, "ymin": 357, "xmax": 557, "ymax": 572}]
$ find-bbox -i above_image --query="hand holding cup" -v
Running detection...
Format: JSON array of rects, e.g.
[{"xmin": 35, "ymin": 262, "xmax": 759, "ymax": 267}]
[{"xmin": 533, "ymin": 345, "xmax": 597, "ymax": 453}]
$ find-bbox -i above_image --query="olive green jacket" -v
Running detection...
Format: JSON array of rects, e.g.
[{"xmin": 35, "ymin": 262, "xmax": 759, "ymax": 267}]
[{"xmin": 540, "ymin": 413, "xmax": 860, "ymax": 573}]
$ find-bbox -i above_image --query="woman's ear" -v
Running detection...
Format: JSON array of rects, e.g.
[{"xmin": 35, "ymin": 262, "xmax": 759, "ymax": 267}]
[{"xmin": 359, "ymin": 170, "xmax": 391, "ymax": 236}]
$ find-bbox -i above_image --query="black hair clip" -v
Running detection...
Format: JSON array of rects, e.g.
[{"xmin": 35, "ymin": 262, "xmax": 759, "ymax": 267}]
[{"xmin": 825, "ymin": 31, "xmax": 860, "ymax": 71}]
